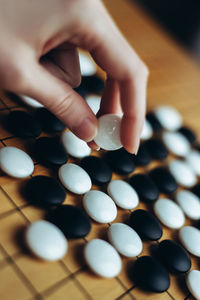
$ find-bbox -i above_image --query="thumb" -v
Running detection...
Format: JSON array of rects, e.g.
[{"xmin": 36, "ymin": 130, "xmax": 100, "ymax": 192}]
[{"xmin": 22, "ymin": 63, "xmax": 98, "ymax": 142}]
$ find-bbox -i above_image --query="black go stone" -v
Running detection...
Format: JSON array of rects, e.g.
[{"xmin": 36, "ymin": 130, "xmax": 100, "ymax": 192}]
[
  {"xmin": 178, "ymin": 126, "xmax": 196, "ymax": 144},
  {"xmin": 129, "ymin": 174, "xmax": 159, "ymax": 202},
  {"xmin": 81, "ymin": 75, "xmax": 104, "ymax": 94},
  {"xmin": 191, "ymin": 183, "xmax": 200, "ymax": 197},
  {"xmin": 25, "ymin": 175, "xmax": 66, "ymax": 207},
  {"xmin": 74, "ymin": 85, "xmax": 87, "ymax": 98},
  {"xmin": 158, "ymin": 240, "xmax": 191, "ymax": 274},
  {"xmin": 146, "ymin": 112, "xmax": 163, "ymax": 132},
  {"xmin": 144, "ymin": 138, "xmax": 168, "ymax": 160},
  {"xmin": 36, "ymin": 108, "xmax": 66, "ymax": 133},
  {"xmin": 131, "ymin": 256, "xmax": 170, "ymax": 293},
  {"xmin": 149, "ymin": 167, "xmax": 178, "ymax": 194},
  {"xmin": 47, "ymin": 205, "xmax": 91, "ymax": 238},
  {"xmin": 104, "ymin": 148, "xmax": 135, "ymax": 175},
  {"xmin": 129, "ymin": 209, "xmax": 162, "ymax": 241},
  {"xmin": 34, "ymin": 137, "xmax": 68, "ymax": 166},
  {"xmin": 6, "ymin": 110, "xmax": 42, "ymax": 138},
  {"xmin": 80, "ymin": 156, "xmax": 112, "ymax": 186},
  {"xmin": 132, "ymin": 143, "xmax": 152, "ymax": 166}
]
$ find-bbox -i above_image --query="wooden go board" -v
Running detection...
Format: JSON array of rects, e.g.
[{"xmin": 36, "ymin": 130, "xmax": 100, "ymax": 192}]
[{"xmin": 0, "ymin": 0, "xmax": 200, "ymax": 299}]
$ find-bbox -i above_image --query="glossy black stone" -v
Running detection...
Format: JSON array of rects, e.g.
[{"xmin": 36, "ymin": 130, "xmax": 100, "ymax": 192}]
[
  {"xmin": 144, "ymin": 139, "xmax": 168, "ymax": 160},
  {"xmin": 7, "ymin": 110, "xmax": 42, "ymax": 138},
  {"xmin": 149, "ymin": 167, "xmax": 178, "ymax": 194},
  {"xmin": 146, "ymin": 112, "xmax": 163, "ymax": 132},
  {"xmin": 104, "ymin": 148, "xmax": 135, "ymax": 175},
  {"xmin": 131, "ymin": 256, "xmax": 170, "ymax": 293},
  {"xmin": 129, "ymin": 174, "xmax": 159, "ymax": 202},
  {"xmin": 47, "ymin": 205, "xmax": 91, "ymax": 238},
  {"xmin": 25, "ymin": 176, "xmax": 66, "ymax": 207},
  {"xmin": 36, "ymin": 108, "xmax": 66, "ymax": 132},
  {"xmin": 158, "ymin": 240, "xmax": 191, "ymax": 273},
  {"xmin": 132, "ymin": 144, "xmax": 152, "ymax": 166},
  {"xmin": 74, "ymin": 85, "xmax": 87, "ymax": 98},
  {"xmin": 34, "ymin": 137, "xmax": 68, "ymax": 166},
  {"xmin": 191, "ymin": 183, "xmax": 200, "ymax": 197},
  {"xmin": 80, "ymin": 156, "xmax": 112, "ymax": 185},
  {"xmin": 178, "ymin": 126, "xmax": 196, "ymax": 143},
  {"xmin": 81, "ymin": 75, "xmax": 104, "ymax": 94},
  {"xmin": 129, "ymin": 209, "xmax": 162, "ymax": 241}
]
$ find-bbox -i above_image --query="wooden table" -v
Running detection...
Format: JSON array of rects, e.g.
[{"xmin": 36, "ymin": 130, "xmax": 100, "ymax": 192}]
[
  {"xmin": 104, "ymin": 0, "xmax": 200, "ymax": 134},
  {"xmin": 0, "ymin": 0, "xmax": 199, "ymax": 300}
]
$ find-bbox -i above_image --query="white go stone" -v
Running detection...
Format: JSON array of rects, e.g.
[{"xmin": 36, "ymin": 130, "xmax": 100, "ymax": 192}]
[
  {"xmin": 20, "ymin": 95, "xmax": 44, "ymax": 108},
  {"xmin": 86, "ymin": 95, "xmax": 101, "ymax": 115},
  {"xmin": 79, "ymin": 52, "xmax": 96, "ymax": 76},
  {"xmin": 83, "ymin": 190, "xmax": 117, "ymax": 223},
  {"xmin": 58, "ymin": 163, "xmax": 92, "ymax": 194},
  {"xmin": 61, "ymin": 131, "xmax": 91, "ymax": 158},
  {"xmin": 186, "ymin": 270, "xmax": 200, "ymax": 300},
  {"xmin": 0, "ymin": 146, "xmax": 34, "ymax": 178},
  {"xmin": 94, "ymin": 114, "xmax": 122, "ymax": 151},
  {"xmin": 26, "ymin": 220, "xmax": 68, "ymax": 261},
  {"xmin": 108, "ymin": 223, "xmax": 143, "ymax": 257},
  {"xmin": 175, "ymin": 190, "xmax": 200, "ymax": 220},
  {"xmin": 107, "ymin": 180, "xmax": 139, "ymax": 209},
  {"xmin": 169, "ymin": 160, "xmax": 196, "ymax": 188},
  {"xmin": 155, "ymin": 105, "xmax": 182, "ymax": 130},
  {"xmin": 154, "ymin": 198, "xmax": 185, "ymax": 229},
  {"xmin": 140, "ymin": 119, "xmax": 153, "ymax": 140},
  {"xmin": 84, "ymin": 239, "xmax": 122, "ymax": 278},
  {"xmin": 186, "ymin": 150, "xmax": 200, "ymax": 176},
  {"xmin": 162, "ymin": 131, "xmax": 190, "ymax": 157},
  {"xmin": 179, "ymin": 226, "xmax": 200, "ymax": 257}
]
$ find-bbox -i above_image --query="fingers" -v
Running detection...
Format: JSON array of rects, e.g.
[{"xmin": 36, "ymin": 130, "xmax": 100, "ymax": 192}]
[
  {"xmin": 120, "ymin": 72, "xmax": 147, "ymax": 154},
  {"xmin": 80, "ymin": 1, "xmax": 149, "ymax": 153},
  {"xmin": 41, "ymin": 46, "xmax": 81, "ymax": 88},
  {"xmin": 15, "ymin": 61, "xmax": 97, "ymax": 142},
  {"xmin": 97, "ymin": 78, "xmax": 122, "ymax": 116}
]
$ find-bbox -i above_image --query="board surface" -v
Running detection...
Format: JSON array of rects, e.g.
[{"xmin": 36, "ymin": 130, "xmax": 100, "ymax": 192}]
[{"xmin": 0, "ymin": 0, "xmax": 200, "ymax": 299}]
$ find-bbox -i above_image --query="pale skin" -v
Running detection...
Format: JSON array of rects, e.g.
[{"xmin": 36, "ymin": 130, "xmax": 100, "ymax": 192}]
[{"xmin": 0, "ymin": 0, "xmax": 148, "ymax": 153}]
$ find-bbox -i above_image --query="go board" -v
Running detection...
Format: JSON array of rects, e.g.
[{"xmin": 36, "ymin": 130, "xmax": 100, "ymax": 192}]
[
  {"xmin": 0, "ymin": 0, "xmax": 200, "ymax": 299},
  {"xmin": 0, "ymin": 80, "xmax": 199, "ymax": 300}
]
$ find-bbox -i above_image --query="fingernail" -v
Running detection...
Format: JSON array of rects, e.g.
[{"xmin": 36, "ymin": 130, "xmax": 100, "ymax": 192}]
[
  {"xmin": 73, "ymin": 117, "xmax": 97, "ymax": 142},
  {"xmin": 96, "ymin": 147, "xmax": 100, "ymax": 151},
  {"xmin": 133, "ymin": 138, "xmax": 140, "ymax": 155}
]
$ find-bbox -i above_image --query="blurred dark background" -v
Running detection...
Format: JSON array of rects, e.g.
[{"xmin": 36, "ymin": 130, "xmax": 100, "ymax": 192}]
[{"xmin": 135, "ymin": 0, "xmax": 200, "ymax": 61}]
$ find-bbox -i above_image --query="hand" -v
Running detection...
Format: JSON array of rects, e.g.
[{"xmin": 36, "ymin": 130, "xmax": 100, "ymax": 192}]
[{"xmin": 0, "ymin": 0, "xmax": 148, "ymax": 153}]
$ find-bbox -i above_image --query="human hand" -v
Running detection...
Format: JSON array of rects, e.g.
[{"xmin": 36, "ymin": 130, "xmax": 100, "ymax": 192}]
[{"xmin": 0, "ymin": 0, "xmax": 148, "ymax": 153}]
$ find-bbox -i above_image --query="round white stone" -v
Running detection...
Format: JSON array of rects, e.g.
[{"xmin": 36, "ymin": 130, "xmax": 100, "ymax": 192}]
[
  {"xmin": 179, "ymin": 226, "xmax": 200, "ymax": 257},
  {"xmin": 107, "ymin": 180, "xmax": 139, "ymax": 209},
  {"xmin": 84, "ymin": 239, "xmax": 122, "ymax": 278},
  {"xmin": 169, "ymin": 160, "xmax": 196, "ymax": 188},
  {"xmin": 79, "ymin": 52, "xmax": 96, "ymax": 76},
  {"xmin": 155, "ymin": 105, "xmax": 182, "ymax": 131},
  {"xmin": 186, "ymin": 150, "xmax": 200, "ymax": 176},
  {"xmin": 140, "ymin": 119, "xmax": 153, "ymax": 140},
  {"xmin": 61, "ymin": 131, "xmax": 91, "ymax": 158},
  {"xmin": 186, "ymin": 270, "xmax": 200, "ymax": 300},
  {"xmin": 26, "ymin": 220, "xmax": 67, "ymax": 261},
  {"xmin": 0, "ymin": 146, "xmax": 34, "ymax": 178},
  {"xmin": 175, "ymin": 190, "xmax": 200, "ymax": 220},
  {"xmin": 94, "ymin": 114, "xmax": 122, "ymax": 151},
  {"xmin": 83, "ymin": 190, "xmax": 117, "ymax": 223},
  {"xmin": 58, "ymin": 163, "xmax": 92, "ymax": 194},
  {"xmin": 20, "ymin": 95, "xmax": 44, "ymax": 108},
  {"xmin": 162, "ymin": 131, "xmax": 190, "ymax": 157},
  {"xmin": 154, "ymin": 198, "xmax": 185, "ymax": 229},
  {"xmin": 86, "ymin": 95, "xmax": 101, "ymax": 115},
  {"xmin": 108, "ymin": 223, "xmax": 143, "ymax": 257}
]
